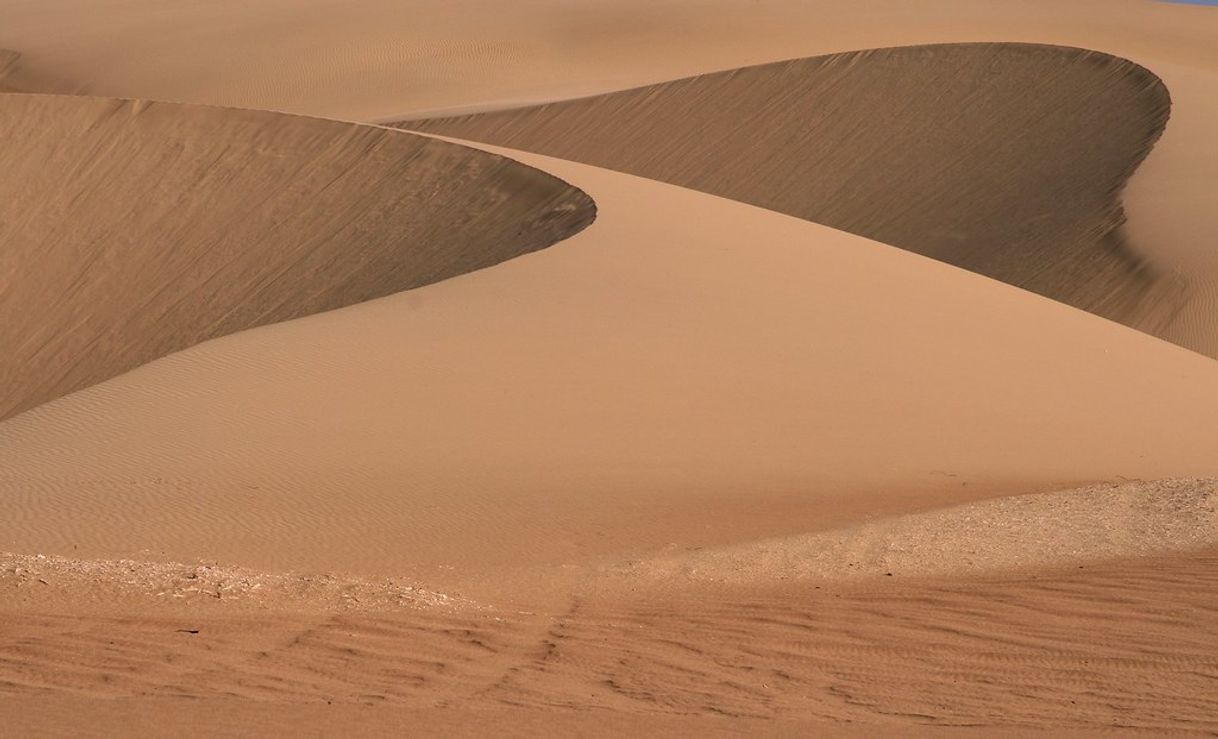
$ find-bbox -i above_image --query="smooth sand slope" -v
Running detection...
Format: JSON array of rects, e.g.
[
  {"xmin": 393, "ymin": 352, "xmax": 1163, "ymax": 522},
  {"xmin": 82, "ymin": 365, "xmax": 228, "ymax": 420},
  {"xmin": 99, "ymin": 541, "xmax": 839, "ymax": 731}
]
[
  {"xmin": 3, "ymin": 144, "xmax": 1218, "ymax": 594},
  {"xmin": 4, "ymin": 142, "xmax": 1218, "ymax": 732},
  {"xmin": 408, "ymin": 44, "xmax": 1190, "ymax": 347},
  {"xmin": 0, "ymin": 94, "xmax": 594, "ymax": 421}
]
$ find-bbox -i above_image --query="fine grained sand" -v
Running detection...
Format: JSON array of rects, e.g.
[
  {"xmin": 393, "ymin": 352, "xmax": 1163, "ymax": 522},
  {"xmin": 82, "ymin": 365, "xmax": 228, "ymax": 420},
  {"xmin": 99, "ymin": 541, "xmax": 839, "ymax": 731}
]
[
  {"xmin": 407, "ymin": 44, "xmax": 1193, "ymax": 349},
  {"xmin": 3, "ymin": 1, "xmax": 1218, "ymax": 735},
  {"xmin": 0, "ymin": 1, "xmax": 1211, "ymax": 122},
  {"xmin": 0, "ymin": 94, "xmax": 594, "ymax": 420},
  {"xmin": 10, "ymin": 0, "xmax": 1216, "ymax": 354},
  {"xmin": 2, "ymin": 1, "xmax": 1216, "ymax": 273},
  {"xmin": 3, "ymin": 132, "xmax": 1218, "ymax": 734},
  {"xmin": 4, "ymin": 547, "xmax": 1218, "ymax": 733},
  {"xmin": 3, "ymin": 143, "xmax": 1217, "ymax": 596}
]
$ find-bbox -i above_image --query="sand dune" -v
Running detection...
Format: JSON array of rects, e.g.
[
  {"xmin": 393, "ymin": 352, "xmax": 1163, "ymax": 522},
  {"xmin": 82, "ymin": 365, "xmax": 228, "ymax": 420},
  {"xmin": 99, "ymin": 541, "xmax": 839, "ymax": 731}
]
[
  {"xmin": 3, "ymin": 144, "xmax": 1217, "ymax": 603},
  {"xmin": 0, "ymin": 94, "xmax": 593, "ymax": 420},
  {"xmin": 407, "ymin": 44, "xmax": 1192, "ymax": 344},
  {"xmin": 3, "ymin": 2, "xmax": 1218, "ymax": 735}
]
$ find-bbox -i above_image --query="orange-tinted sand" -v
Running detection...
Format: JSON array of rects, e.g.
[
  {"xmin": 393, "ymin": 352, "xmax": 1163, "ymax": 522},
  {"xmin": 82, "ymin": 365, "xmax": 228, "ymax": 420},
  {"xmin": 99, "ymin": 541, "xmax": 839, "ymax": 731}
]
[
  {"xmin": 2, "ymin": 1, "xmax": 1218, "ymax": 735},
  {"xmin": 0, "ymin": 94, "xmax": 593, "ymax": 420},
  {"xmin": 409, "ymin": 44, "xmax": 1193, "ymax": 349},
  {"xmin": 4, "ymin": 144, "xmax": 1218, "ymax": 591}
]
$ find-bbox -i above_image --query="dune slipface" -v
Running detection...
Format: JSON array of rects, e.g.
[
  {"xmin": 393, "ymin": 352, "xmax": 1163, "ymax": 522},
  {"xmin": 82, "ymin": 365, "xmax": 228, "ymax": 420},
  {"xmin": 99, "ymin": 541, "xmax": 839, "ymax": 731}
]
[
  {"xmin": 406, "ymin": 44, "xmax": 1198, "ymax": 353},
  {"xmin": 0, "ymin": 94, "xmax": 595, "ymax": 420}
]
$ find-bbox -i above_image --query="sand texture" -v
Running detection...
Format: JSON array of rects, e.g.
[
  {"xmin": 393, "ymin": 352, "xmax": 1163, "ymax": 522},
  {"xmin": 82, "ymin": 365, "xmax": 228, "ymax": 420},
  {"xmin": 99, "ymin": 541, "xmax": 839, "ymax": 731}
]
[
  {"xmin": 4, "ymin": 2, "xmax": 1218, "ymax": 354},
  {"xmin": 2, "ymin": 0, "xmax": 1218, "ymax": 736},
  {"xmin": 4, "ymin": 548, "xmax": 1217, "ymax": 734},
  {"xmin": 3, "ymin": 145, "xmax": 1217, "ymax": 597},
  {"xmin": 0, "ymin": 94, "xmax": 593, "ymax": 420},
  {"xmin": 0, "ymin": 1, "xmax": 1211, "ymax": 122},
  {"xmin": 407, "ymin": 44, "xmax": 1195, "ymax": 345}
]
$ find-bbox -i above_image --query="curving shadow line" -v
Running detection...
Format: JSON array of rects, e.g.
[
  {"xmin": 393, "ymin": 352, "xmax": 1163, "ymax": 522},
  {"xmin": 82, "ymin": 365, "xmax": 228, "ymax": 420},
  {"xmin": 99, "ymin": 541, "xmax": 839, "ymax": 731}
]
[
  {"xmin": 0, "ymin": 91, "xmax": 596, "ymax": 421},
  {"xmin": 405, "ymin": 43, "xmax": 1195, "ymax": 354}
]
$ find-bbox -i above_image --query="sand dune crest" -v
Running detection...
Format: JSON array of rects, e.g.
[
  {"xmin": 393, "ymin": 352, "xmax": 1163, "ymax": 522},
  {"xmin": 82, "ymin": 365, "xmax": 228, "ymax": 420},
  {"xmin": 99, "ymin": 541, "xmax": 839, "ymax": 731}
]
[
  {"xmin": 406, "ymin": 43, "xmax": 1206, "ymax": 353},
  {"xmin": 0, "ymin": 94, "xmax": 595, "ymax": 420}
]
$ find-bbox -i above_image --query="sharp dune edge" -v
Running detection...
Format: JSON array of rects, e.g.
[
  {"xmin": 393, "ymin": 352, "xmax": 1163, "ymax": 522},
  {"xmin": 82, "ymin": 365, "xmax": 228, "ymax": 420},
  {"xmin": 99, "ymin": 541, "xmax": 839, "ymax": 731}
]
[
  {"xmin": 0, "ymin": 93, "xmax": 594, "ymax": 421},
  {"xmin": 3, "ymin": 1, "xmax": 1218, "ymax": 735},
  {"xmin": 4, "ymin": 144, "xmax": 1218, "ymax": 588},
  {"xmin": 407, "ymin": 44, "xmax": 1198, "ymax": 349}
]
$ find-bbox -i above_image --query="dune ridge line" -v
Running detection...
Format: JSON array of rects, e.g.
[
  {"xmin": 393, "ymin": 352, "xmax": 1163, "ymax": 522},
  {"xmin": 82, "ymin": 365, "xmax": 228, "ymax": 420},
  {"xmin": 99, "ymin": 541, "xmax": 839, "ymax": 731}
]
[
  {"xmin": 0, "ymin": 93, "xmax": 596, "ymax": 421},
  {"xmin": 404, "ymin": 43, "xmax": 1218, "ymax": 356}
]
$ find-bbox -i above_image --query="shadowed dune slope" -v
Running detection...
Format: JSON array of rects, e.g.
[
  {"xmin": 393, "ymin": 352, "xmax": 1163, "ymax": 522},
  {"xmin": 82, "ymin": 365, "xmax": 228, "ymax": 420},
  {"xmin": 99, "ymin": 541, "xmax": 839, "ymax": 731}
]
[
  {"xmin": 0, "ymin": 50, "xmax": 17, "ymax": 91},
  {"xmin": 406, "ymin": 44, "xmax": 1198, "ymax": 351},
  {"xmin": 2, "ymin": 146, "xmax": 1216, "ymax": 600},
  {"xmin": 0, "ymin": 94, "xmax": 595, "ymax": 421}
]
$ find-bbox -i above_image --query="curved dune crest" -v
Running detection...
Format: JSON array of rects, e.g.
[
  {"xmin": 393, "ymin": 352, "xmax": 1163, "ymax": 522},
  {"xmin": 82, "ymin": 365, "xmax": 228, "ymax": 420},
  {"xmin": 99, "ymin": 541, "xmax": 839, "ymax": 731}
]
[
  {"xmin": 2, "ymin": 147, "xmax": 1217, "ymax": 598},
  {"xmin": 406, "ymin": 43, "xmax": 1199, "ymax": 352},
  {"xmin": 0, "ymin": 94, "xmax": 595, "ymax": 420}
]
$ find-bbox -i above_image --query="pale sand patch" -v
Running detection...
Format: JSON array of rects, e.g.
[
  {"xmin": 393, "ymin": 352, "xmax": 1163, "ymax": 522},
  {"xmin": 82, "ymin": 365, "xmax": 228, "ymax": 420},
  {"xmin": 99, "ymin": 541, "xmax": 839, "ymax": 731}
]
[
  {"xmin": 1, "ymin": 551, "xmax": 472, "ymax": 613},
  {"xmin": 621, "ymin": 478, "xmax": 1218, "ymax": 584}
]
